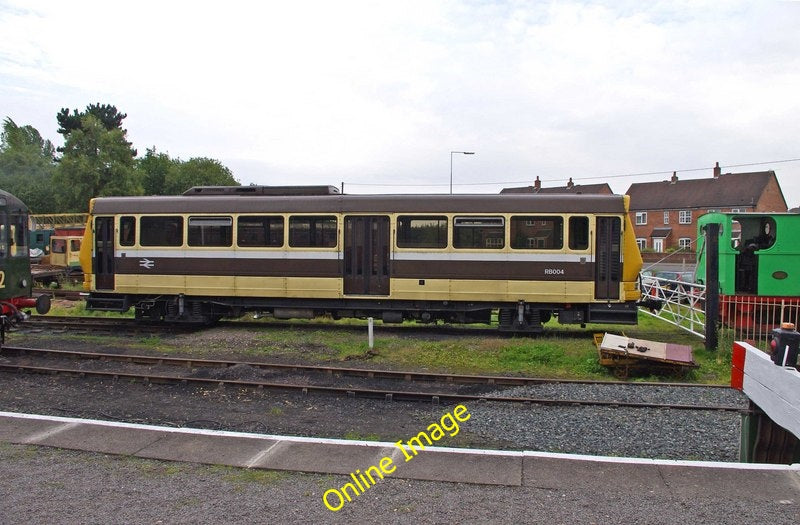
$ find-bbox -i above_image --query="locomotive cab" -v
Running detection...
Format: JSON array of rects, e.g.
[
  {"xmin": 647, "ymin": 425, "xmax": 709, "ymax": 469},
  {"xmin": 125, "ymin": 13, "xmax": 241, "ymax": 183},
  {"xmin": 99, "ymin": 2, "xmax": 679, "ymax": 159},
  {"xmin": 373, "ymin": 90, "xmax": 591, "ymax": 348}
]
[
  {"xmin": 697, "ymin": 212, "xmax": 798, "ymax": 297},
  {"xmin": 0, "ymin": 189, "xmax": 51, "ymax": 329}
]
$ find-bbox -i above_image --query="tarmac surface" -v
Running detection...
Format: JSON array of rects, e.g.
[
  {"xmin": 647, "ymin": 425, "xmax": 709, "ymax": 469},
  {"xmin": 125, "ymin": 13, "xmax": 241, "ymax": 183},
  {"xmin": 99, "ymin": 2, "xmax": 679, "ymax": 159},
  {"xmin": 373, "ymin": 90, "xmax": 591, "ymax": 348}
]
[{"xmin": 2, "ymin": 410, "xmax": 799, "ymax": 523}]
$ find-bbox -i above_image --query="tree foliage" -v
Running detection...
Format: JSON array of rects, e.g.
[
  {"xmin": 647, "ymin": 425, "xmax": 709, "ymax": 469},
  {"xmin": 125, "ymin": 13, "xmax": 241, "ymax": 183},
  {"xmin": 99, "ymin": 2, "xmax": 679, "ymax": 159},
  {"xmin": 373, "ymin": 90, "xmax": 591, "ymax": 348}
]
[
  {"xmin": 53, "ymin": 114, "xmax": 142, "ymax": 211},
  {"xmin": 138, "ymin": 148, "xmax": 239, "ymax": 195},
  {"xmin": 56, "ymin": 103, "xmax": 136, "ymax": 156},
  {"xmin": 0, "ymin": 117, "xmax": 57, "ymax": 212},
  {"xmin": 1, "ymin": 104, "xmax": 240, "ymax": 212}
]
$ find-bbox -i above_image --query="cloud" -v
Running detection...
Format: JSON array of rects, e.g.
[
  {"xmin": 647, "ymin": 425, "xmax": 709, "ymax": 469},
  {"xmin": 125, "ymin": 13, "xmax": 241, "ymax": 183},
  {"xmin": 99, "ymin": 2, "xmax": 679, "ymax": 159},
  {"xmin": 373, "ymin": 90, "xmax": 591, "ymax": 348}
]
[{"xmin": 1, "ymin": 0, "xmax": 799, "ymax": 202}]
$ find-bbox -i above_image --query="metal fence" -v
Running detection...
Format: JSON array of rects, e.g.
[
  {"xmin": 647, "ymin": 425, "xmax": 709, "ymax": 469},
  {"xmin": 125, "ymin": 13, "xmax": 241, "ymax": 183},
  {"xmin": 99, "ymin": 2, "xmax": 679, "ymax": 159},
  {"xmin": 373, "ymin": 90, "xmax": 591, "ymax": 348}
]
[
  {"xmin": 719, "ymin": 295, "xmax": 800, "ymax": 347},
  {"xmin": 639, "ymin": 276, "xmax": 800, "ymax": 348},
  {"xmin": 639, "ymin": 276, "xmax": 706, "ymax": 338}
]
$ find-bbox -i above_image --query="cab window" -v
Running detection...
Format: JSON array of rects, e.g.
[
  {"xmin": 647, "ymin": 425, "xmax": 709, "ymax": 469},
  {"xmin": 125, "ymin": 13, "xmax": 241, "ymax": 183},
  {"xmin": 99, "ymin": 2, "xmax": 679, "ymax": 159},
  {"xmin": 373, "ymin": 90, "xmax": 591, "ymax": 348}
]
[{"xmin": 569, "ymin": 216, "xmax": 590, "ymax": 250}]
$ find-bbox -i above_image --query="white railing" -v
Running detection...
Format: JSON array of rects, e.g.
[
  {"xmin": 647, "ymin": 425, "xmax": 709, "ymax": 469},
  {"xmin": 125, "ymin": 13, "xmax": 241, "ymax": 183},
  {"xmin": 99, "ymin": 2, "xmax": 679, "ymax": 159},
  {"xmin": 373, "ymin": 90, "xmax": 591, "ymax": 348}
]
[
  {"xmin": 639, "ymin": 276, "xmax": 800, "ymax": 347},
  {"xmin": 639, "ymin": 276, "xmax": 706, "ymax": 338},
  {"xmin": 720, "ymin": 295, "xmax": 800, "ymax": 346}
]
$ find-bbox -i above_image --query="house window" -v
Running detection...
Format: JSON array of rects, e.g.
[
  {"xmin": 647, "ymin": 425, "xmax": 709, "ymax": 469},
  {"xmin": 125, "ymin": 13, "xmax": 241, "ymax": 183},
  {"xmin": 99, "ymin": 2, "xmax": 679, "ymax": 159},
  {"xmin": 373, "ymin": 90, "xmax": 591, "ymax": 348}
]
[
  {"xmin": 486, "ymin": 237, "xmax": 504, "ymax": 248},
  {"xmin": 636, "ymin": 238, "xmax": 646, "ymax": 250},
  {"xmin": 663, "ymin": 211, "xmax": 669, "ymax": 225},
  {"xmin": 679, "ymin": 210, "xmax": 692, "ymax": 224},
  {"xmin": 730, "ymin": 208, "xmax": 743, "ymax": 213},
  {"xmin": 635, "ymin": 212, "xmax": 647, "ymax": 225},
  {"xmin": 679, "ymin": 238, "xmax": 692, "ymax": 249}
]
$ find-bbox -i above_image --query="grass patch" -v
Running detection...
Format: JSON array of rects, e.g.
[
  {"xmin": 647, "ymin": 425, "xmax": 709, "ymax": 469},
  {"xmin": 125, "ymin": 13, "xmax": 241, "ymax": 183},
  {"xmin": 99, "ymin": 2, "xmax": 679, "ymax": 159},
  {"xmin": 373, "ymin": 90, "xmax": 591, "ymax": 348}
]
[
  {"xmin": 342, "ymin": 431, "xmax": 381, "ymax": 441},
  {"xmin": 44, "ymin": 301, "xmax": 134, "ymax": 318}
]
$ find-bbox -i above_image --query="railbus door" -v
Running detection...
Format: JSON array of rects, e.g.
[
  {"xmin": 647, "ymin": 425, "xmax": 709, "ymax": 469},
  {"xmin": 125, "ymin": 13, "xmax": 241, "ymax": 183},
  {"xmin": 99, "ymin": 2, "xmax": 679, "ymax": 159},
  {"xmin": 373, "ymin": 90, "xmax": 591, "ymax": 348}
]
[
  {"xmin": 94, "ymin": 216, "xmax": 115, "ymax": 290},
  {"xmin": 343, "ymin": 216, "xmax": 390, "ymax": 295},
  {"xmin": 594, "ymin": 216, "xmax": 621, "ymax": 300}
]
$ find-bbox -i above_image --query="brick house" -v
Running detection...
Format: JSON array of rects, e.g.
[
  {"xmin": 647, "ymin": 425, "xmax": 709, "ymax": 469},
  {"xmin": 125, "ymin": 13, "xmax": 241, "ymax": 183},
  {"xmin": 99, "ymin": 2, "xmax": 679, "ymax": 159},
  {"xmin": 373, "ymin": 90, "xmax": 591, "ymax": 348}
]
[
  {"xmin": 625, "ymin": 163, "xmax": 788, "ymax": 253},
  {"xmin": 501, "ymin": 176, "xmax": 613, "ymax": 195}
]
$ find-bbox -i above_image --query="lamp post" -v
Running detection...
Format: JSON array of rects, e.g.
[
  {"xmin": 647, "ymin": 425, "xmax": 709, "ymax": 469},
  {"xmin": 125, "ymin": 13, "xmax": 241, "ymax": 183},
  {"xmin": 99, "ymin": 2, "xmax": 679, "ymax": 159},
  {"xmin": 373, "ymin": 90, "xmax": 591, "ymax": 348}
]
[{"xmin": 450, "ymin": 151, "xmax": 475, "ymax": 194}]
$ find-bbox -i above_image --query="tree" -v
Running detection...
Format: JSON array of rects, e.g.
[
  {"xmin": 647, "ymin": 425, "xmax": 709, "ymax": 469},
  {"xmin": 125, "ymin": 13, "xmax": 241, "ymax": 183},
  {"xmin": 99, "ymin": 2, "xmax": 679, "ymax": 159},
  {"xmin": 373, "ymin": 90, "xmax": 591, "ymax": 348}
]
[
  {"xmin": 137, "ymin": 148, "xmax": 239, "ymax": 195},
  {"xmin": 53, "ymin": 114, "xmax": 142, "ymax": 211},
  {"xmin": 0, "ymin": 117, "xmax": 57, "ymax": 212},
  {"xmin": 138, "ymin": 147, "xmax": 179, "ymax": 195},
  {"xmin": 56, "ymin": 103, "xmax": 136, "ymax": 156},
  {"xmin": 166, "ymin": 157, "xmax": 239, "ymax": 194}
]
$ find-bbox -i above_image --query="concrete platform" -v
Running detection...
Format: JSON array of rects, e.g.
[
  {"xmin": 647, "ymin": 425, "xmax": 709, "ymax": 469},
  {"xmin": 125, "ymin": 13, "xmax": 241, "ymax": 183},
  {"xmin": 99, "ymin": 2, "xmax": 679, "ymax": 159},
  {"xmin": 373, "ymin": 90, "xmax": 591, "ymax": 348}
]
[{"xmin": 2, "ymin": 410, "xmax": 799, "ymax": 501}]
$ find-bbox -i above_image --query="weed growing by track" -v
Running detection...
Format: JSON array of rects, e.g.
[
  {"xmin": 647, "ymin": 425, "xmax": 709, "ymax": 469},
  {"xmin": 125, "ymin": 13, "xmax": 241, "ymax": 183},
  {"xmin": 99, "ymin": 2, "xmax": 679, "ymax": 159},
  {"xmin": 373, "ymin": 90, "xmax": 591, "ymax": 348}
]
[{"xmin": 16, "ymin": 310, "xmax": 729, "ymax": 384}]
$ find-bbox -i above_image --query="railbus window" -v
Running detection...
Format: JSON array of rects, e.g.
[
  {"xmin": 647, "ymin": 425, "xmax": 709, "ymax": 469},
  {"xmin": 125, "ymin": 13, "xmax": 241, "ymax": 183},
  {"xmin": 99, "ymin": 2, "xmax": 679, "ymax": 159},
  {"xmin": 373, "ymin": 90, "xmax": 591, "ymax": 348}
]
[
  {"xmin": 568, "ymin": 216, "xmax": 589, "ymax": 250},
  {"xmin": 238, "ymin": 216, "xmax": 284, "ymax": 247},
  {"xmin": 120, "ymin": 216, "xmax": 136, "ymax": 246},
  {"xmin": 510, "ymin": 216, "xmax": 563, "ymax": 249},
  {"xmin": 188, "ymin": 216, "xmax": 233, "ymax": 247},
  {"xmin": 453, "ymin": 217, "xmax": 505, "ymax": 249},
  {"xmin": 140, "ymin": 216, "xmax": 184, "ymax": 247},
  {"xmin": 396, "ymin": 216, "xmax": 448, "ymax": 248},
  {"xmin": 289, "ymin": 216, "xmax": 337, "ymax": 248}
]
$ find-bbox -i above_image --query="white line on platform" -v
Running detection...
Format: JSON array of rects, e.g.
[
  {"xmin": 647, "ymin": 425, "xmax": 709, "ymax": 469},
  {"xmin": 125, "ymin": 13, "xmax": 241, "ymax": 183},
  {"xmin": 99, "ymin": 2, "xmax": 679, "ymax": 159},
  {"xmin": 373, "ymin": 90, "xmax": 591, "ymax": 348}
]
[{"xmin": 2, "ymin": 411, "xmax": 797, "ymax": 471}]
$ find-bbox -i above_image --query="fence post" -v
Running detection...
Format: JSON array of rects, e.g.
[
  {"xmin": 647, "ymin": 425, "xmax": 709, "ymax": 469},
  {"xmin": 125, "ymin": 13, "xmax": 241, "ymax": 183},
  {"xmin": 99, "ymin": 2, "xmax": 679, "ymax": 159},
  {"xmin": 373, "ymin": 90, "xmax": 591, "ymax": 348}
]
[{"xmin": 704, "ymin": 222, "xmax": 720, "ymax": 350}]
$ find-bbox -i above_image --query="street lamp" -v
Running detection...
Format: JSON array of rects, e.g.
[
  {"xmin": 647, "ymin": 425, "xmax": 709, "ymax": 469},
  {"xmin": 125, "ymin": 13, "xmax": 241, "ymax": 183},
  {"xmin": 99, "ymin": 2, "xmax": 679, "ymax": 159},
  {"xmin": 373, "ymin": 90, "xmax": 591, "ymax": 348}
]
[{"xmin": 450, "ymin": 151, "xmax": 475, "ymax": 194}]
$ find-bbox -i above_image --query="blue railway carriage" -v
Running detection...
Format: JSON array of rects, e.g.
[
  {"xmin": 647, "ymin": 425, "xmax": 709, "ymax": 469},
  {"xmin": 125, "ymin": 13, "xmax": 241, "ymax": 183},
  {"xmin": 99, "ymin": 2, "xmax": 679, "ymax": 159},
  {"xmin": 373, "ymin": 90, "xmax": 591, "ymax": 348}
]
[
  {"xmin": 80, "ymin": 186, "xmax": 644, "ymax": 331},
  {"xmin": 0, "ymin": 189, "xmax": 51, "ymax": 330}
]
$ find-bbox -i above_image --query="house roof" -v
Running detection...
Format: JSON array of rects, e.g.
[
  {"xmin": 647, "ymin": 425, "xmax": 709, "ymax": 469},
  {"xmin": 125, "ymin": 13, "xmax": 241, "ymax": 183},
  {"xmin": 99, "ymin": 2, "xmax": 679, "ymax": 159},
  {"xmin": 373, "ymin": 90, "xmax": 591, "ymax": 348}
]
[
  {"xmin": 501, "ymin": 183, "xmax": 612, "ymax": 195},
  {"xmin": 626, "ymin": 171, "xmax": 782, "ymax": 210}
]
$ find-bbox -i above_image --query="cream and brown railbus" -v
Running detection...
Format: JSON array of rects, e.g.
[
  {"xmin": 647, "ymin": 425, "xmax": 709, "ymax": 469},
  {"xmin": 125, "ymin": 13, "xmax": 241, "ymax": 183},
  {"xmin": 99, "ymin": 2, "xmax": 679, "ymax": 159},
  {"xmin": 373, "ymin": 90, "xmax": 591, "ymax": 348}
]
[{"xmin": 80, "ymin": 186, "xmax": 644, "ymax": 332}]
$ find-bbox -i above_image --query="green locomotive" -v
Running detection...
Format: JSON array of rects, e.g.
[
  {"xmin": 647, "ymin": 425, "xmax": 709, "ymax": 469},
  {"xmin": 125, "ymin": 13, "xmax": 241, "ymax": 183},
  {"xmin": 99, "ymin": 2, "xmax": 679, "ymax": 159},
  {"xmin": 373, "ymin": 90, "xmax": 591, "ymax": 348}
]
[
  {"xmin": 0, "ymin": 189, "xmax": 51, "ymax": 332},
  {"xmin": 696, "ymin": 212, "xmax": 800, "ymax": 296},
  {"xmin": 696, "ymin": 212, "xmax": 800, "ymax": 329}
]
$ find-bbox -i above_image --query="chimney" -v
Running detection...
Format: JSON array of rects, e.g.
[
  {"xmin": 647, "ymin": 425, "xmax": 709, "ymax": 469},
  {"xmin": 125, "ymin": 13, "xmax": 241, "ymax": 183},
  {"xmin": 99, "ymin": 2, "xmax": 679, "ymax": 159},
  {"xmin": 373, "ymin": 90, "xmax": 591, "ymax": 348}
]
[
  {"xmin": 713, "ymin": 162, "xmax": 721, "ymax": 179},
  {"xmin": 670, "ymin": 171, "xmax": 678, "ymax": 184},
  {"xmin": 567, "ymin": 177, "xmax": 574, "ymax": 189},
  {"xmin": 534, "ymin": 176, "xmax": 541, "ymax": 191}
]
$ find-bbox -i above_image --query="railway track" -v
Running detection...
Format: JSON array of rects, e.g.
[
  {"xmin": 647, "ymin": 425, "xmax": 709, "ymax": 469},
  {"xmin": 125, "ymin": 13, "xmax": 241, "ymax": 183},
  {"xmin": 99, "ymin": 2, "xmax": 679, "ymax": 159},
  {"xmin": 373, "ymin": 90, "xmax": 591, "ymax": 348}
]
[
  {"xmin": 0, "ymin": 345, "xmax": 745, "ymax": 412},
  {"xmin": 22, "ymin": 315, "xmax": 700, "ymax": 343}
]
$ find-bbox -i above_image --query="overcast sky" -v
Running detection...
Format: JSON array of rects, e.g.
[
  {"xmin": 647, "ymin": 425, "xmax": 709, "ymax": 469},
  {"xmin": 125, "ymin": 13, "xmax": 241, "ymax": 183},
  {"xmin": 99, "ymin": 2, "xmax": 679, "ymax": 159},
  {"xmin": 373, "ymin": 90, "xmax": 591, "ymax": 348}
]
[{"xmin": 2, "ymin": 1, "xmax": 799, "ymax": 204}]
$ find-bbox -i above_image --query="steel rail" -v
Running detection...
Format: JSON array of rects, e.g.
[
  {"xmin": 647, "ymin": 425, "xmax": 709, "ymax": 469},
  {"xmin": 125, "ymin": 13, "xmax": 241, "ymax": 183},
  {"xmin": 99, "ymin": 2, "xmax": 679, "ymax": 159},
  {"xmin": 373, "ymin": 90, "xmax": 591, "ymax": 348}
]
[
  {"xmin": 0, "ymin": 349, "xmax": 746, "ymax": 413},
  {"xmin": 1, "ymin": 345, "xmax": 732, "ymax": 390}
]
